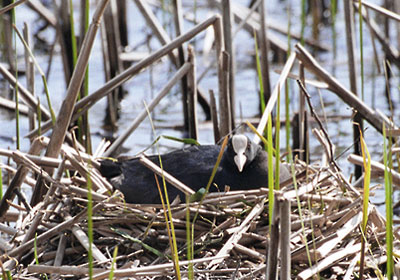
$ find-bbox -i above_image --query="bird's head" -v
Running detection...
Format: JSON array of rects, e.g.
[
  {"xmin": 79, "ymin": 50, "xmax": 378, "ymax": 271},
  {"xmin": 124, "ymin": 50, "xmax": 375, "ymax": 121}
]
[{"xmin": 226, "ymin": 134, "xmax": 259, "ymax": 172}]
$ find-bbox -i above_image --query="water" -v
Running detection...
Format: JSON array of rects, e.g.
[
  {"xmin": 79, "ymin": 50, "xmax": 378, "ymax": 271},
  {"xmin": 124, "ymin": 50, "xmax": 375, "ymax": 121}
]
[{"xmin": 0, "ymin": 0, "xmax": 399, "ymax": 207}]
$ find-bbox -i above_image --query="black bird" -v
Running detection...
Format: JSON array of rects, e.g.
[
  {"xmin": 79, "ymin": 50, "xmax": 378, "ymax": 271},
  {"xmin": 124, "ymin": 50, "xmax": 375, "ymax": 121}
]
[{"xmin": 99, "ymin": 135, "xmax": 291, "ymax": 204}]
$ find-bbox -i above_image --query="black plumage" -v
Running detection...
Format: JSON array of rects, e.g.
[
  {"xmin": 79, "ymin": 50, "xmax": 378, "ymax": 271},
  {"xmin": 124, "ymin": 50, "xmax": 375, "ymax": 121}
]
[{"xmin": 99, "ymin": 135, "xmax": 291, "ymax": 204}]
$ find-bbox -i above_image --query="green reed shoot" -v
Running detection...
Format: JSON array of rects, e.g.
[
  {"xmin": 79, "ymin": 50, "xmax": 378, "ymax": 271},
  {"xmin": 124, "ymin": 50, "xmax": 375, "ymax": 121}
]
[
  {"xmin": 108, "ymin": 246, "xmax": 118, "ymax": 280},
  {"xmin": 267, "ymin": 112, "xmax": 274, "ymax": 225},
  {"xmin": 274, "ymin": 86, "xmax": 281, "ymax": 191},
  {"xmin": 186, "ymin": 194, "xmax": 193, "ymax": 280},
  {"xmin": 34, "ymin": 233, "xmax": 48, "ymax": 279},
  {"xmin": 145, "ymin": 102, "xmax": 181, "ymax": 279},
  {"xmin": 288, "ymin": 147, "xmax": 312, "ymax": 269},
  {"xmin": 383, "ymin": 123, "xmax": 393, "ymax": 279},
  {"xmin": 359, "ymin": 128, "xmax": 371, "ymax": 278}
]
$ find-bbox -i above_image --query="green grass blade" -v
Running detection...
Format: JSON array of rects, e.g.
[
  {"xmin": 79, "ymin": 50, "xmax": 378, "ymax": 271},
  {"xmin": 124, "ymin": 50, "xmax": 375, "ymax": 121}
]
[
  {"xmin": 383, "ymin": 123, "xmax": 393, "ymax": 279},
  {"xmin": 274, "ymin": 86, "xmax": 281, "ymax": 191},
  {"xmin": 359, "ymin": 128, "xmax": 370, "ymax": 278},
  {"xmin": 108, "ymin": 246, "xmax": 118, "ymax": 280},
  {"xmin": 144, "ymin": 102, "xmax": 181, "ymax": 279},
  {"xmin": 267, "ymin": 113, "xmax": 274, "ymax": 226}
]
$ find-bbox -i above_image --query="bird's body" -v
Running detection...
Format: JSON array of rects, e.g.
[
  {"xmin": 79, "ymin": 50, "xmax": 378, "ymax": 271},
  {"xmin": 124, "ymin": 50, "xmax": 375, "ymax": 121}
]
[{"xmin": 99, "ymin": 135, "xmax": 291, "ymax": 204}]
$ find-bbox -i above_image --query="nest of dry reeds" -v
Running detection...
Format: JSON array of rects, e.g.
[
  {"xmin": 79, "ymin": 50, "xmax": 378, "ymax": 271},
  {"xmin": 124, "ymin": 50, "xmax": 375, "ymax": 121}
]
[{"xmin": 0, "ymin": 135, "xmax": 393, "ymax": 280}]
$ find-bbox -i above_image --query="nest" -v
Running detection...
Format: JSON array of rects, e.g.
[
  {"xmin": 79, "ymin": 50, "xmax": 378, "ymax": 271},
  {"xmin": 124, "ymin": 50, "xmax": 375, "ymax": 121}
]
[{"xmin": 0, "ymin": 136, "xmax": 395, "ymax": 279}]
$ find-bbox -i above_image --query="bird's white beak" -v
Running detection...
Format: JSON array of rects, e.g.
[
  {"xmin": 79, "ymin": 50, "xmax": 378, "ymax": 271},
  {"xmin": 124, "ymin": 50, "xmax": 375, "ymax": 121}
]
[{"xmin": 232, "ymin": 135, "xmax": 248, "ymax": 172}]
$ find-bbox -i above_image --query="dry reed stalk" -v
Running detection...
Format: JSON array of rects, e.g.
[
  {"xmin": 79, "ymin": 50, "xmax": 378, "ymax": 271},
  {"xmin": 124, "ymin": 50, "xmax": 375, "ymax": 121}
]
[
  {"xmin": 134, "ymin": 0, "xmax": 179, "ymax": 66},
  {"xmin": 343, "ymin": 0, "xmax": 362, "ymax": 179},
  {"xmin": 357, "ymin": 4, "xmax": 400, "ymax": 69},
  {"xmin": 134, "ymin": 0, "xmax": 211, "ymax": 120},
  {"xmin": 22, "ymin": 23, "xmax": 36, "ymax": 134},
  {"xmin": 221, "ymin": 0, "xmax": 235, "ymax": 129},
  {"xmin": 295, "ymin": 43, "xmax": 395, "ymax": 134},
  {"xmin": 0, "ymin": 64, "xmax": 51, "ymax": 120},
  {"xmin": 208, "ymin": 200, "xmax": 265, "ymax": 269},
  {"xmin": 253, "ymin": 51, "xmax": 296, "ymax": 144},
  {"xmin": 348, "ymin": 154, "xmax": 400, "ymax": 185},
  {"xmin": 0, "ymin": 96, "xmax": 29, "ymax": 115},
  {"xmin": 138, "ymin": 155, "xmax": 195, "ymax": 196},
  {"xmin": 187, "ymin": 45, "xmax": 198, "ymax": 140},
  {"xmin": 26, "ymin": 0, "xmax": 57, "ymax": 26},
  {"xmin": 258, "ymin": 0, "xmax": 271, "ymax": 103},
  {"xmin": 0, "ymin": 149, "xmax": 74, "ymax": 169},
  {"xmin": 209, "ymin": 89, "xmax": 220, "ymax": 143},
  {"xmin": 361, "ymin": 0, "xmax": 400, "ymax": 22},
  {"xmin": 43, "ymin": 0, "xmax": 110, "ymax": 173},
  {"xmin": 0, "ymin": 137, "xmax": 43, "ymax": 217},
  {"xmin": 266, "ymin": 194, "xmax": 279, "ymax": 279},
  {"xmin": 218, "ymin": 51, "xmax": 232, "ymax": 137},
  {"xmin": 0, "ymin": 0, "xmax": 27, "ymax": 15},
  {"xmin": 280, "ymin": 196, "xmax": 291, "ymax": 280}
]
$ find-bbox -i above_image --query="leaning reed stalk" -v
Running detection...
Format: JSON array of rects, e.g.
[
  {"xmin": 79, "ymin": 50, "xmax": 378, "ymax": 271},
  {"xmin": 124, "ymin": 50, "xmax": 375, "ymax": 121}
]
[
  {"xmin": 359, "ymin": 129, "xmax": 371, "ymax": 280},
  {"xmin": 87, "ymin": 169, "xmax": 94, "ymax": 279},
  {"xmin": 383, "ymin": 124, "xmax": 394, "ymax": 279}
]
